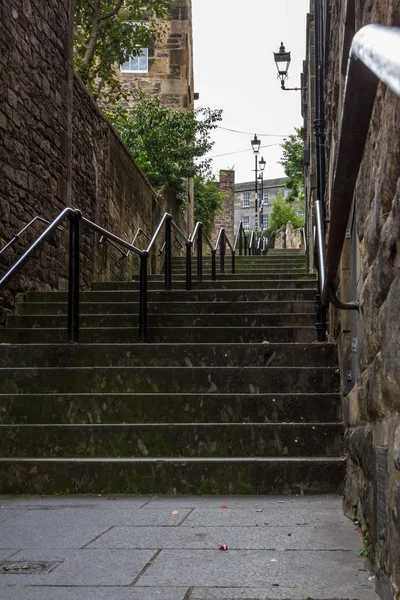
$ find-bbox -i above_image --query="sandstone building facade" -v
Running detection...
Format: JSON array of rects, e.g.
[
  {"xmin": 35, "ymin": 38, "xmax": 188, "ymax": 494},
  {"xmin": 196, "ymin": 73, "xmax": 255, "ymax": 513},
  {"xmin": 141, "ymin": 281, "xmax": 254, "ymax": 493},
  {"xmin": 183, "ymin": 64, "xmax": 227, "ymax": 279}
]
[
  {"xmin": 234, "ymin": 177, "xmax": 288, "ymax": 234},
  {"xmin": 303, "ymin": 1, "xmax": 400, "ymax": 597}
]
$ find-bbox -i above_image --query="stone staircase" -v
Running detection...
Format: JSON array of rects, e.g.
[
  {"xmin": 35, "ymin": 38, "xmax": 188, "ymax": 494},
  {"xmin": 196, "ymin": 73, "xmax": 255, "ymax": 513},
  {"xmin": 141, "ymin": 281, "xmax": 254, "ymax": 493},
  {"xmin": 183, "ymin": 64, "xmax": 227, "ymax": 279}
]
[{"xmin": 0, "ymin": 249, "xmax": 345, "ymax": 494}]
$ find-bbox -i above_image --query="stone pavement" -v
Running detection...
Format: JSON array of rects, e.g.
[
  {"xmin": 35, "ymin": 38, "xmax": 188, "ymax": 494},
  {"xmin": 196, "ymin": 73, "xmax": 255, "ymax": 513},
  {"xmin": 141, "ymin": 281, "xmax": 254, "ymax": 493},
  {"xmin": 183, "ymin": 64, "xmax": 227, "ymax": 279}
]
[{"xmin": 0, "ymin": 495, "xmax": 379, "ymax": 599}]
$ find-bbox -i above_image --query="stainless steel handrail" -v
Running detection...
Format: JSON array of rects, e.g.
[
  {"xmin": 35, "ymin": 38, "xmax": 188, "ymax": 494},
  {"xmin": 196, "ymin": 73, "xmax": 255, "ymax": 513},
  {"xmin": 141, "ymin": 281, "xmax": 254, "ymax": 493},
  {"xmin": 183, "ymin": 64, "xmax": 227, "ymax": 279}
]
[{"xmin": 323, "ymin": 24, "xmax": 400, "ymax": 308}]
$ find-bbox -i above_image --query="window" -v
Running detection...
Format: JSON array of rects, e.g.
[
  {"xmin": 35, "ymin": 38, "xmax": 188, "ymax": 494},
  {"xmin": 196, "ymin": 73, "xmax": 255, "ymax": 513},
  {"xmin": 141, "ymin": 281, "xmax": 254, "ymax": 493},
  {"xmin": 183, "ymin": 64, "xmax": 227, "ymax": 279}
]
[
  {"xmin": 242, "ymin": 216, "xmax": 250, "ymax": 231},
  {"xmin": 263, "ymin": 190, "xmax": 269, "ymax": 205},
  {"xmin": 242, "ymin": 192, "xmax": 250, "ymax": 208},
  {"xmin": 120, "ymin": 48, "xmax": 149, "ymax": 73},
  {"xmin": 262, "ymin": 214, "xmax": 269, "ymax": 228},
  {"xmin": 283, "ymin": 188, "xmax": 289, "ymax": 198}
]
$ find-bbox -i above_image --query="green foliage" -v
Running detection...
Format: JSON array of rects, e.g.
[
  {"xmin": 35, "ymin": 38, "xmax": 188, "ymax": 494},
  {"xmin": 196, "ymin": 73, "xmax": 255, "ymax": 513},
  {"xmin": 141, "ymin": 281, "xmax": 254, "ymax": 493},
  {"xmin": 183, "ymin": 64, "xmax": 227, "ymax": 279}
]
[
  {"xmin": 279, "ymin": 127, "xmax": 305, "ymax": 202},
  {"xmin": 73, "ymin": 0, "xmax": 172, "ymax": 105},
  {"xmin": 194, "ymin": 175, "xmax": 224, "ymax": 237},
  {"xmin": 108, "ymin": 93, "xmax": 223, "ymax": 205},
  {"xmin": 265, "ymin": 191, "xmax": 305, "ymax": 240}
]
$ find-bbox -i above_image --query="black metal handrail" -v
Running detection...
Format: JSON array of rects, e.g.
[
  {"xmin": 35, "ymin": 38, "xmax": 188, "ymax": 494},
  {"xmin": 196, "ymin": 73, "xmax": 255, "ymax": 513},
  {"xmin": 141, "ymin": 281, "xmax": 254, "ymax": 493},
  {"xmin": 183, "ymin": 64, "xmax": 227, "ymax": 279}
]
[
  {"xmin": 0, "ymin": 208, "xmax": 145, "ymax": 343},
  {"xmin": 233, "ymin": 221, "xmax": 250, "ymax": 256},
  {"xmin": 190, "ymin": 222, "xmax": 216, "ymax": 283},
  {"xmin": 214, "ymin": 228, "xmax": 235, "ymax": 275},
  {"xmin": 320, "ymin": 24, "xmax": 400, "ymax": 309},
  {"xmin": 0, "ymin": 216, "xmax": 64, "ymax": 257}
]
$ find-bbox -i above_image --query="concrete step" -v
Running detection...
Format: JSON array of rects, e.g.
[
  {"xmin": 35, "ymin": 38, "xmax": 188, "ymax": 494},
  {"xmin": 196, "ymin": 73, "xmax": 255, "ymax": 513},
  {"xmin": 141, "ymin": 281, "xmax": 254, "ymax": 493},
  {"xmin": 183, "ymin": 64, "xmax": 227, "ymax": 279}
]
[
  {"xmin": 23, "ymin": 289, "xmax": 318, "ymax": 303},
  {"xmin": 0, "ymin": 423, "xmax": 344, "ymax": 458},
  {"xmin": 0, "ymin": 326, "xmax": 318, "ymax": 344},
  {"xmin": 0, "ymin": 392, "xmax": 341, "ymax": 424},
  {"xmin": 0, "ymin": 343, "xmax": 338, "ymax": 368},
  {"xmin": 15, "ymin": 300, "xmax": 316, "ymax": 315},
  {"xmin": 90, "ymin": 280, "xmax": 317, "ymax": 290},
  {"xmin": 5, "ymin": 312, "xmax": 315, "ymax": 329},
  {"xmin": 0, "ymin": 366, "xmax": 339, "ymax": 394},
  {"xmin": 0, "ymin": 457, "xmax": 346, "ymax": 495}
]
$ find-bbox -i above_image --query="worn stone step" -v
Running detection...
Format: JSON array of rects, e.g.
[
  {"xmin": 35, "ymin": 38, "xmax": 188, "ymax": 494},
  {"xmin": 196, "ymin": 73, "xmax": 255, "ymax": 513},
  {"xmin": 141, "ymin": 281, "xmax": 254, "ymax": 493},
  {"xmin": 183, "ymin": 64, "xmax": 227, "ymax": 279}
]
[
  {"xmin": 0, "ymin": 366, "xmax": 339, "ymax": 394},
  {"xmin": 153, "ymin": 272, "xmax": 313, "ymax": 279},
  {"xmin": 91, "ymin": 280, "xmax": 317, "ymax": 290},
  {"xmin": 5, "ymin": 312, "xmax": 315, "ymax": 329},
  {"xmin": 24, "ymin": 289, "xmax": 318, "ymax": 303},
  {"xmin": 0, "ymin": 392, "xmax": 341, "ymax": 424},
  {"xmin": 0, "ymin": 326, "xmax": 318, "ymax": 344},
  {"xmin": 0, "ymin": 457, "xmax": 346, "ymax": 495},
  {"xmin": 0, "ymin": 343, "xmax": 338, "ymax": 368},
  {"xmin": 168, "ymin": 270, "xmax": 310, "ymax": 276},
  {"xmin": 0, "ymin": 423, "xmax": 344, "ymax": 458},
  {"xmin": 15, "ymin": 300, "xmax": 316, "ymax": 316}
]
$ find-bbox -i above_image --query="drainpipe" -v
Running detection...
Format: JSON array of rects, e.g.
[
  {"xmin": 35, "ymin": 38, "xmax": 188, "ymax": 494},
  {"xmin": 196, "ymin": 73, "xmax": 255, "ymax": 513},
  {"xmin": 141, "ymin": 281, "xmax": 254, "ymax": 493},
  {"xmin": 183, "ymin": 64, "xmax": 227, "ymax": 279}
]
[{"xmin": 314, "ymin": 0, "xmax": 327, "ymax": 341}]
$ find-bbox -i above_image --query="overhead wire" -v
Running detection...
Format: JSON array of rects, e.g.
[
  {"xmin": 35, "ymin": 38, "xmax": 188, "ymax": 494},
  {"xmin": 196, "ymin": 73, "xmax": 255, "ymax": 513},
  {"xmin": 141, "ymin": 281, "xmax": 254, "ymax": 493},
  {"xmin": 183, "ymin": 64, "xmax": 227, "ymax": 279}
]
[
  {"xmin": 209, "ymin": 143, "xmax": 280, "ymax": 159},
  {"xmin": 216, "ymin": 126, "xmax": 290, "ymax": 137}
]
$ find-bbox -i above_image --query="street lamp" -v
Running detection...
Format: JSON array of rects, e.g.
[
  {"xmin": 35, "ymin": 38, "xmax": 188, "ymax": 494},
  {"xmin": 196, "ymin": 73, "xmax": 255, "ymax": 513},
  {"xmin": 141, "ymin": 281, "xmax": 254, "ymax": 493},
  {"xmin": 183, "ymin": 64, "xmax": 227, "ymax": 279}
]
[
  {"xmin": 251, "ymin": 135, "xmax": 261, "ymax": 239},
  {"xmin": 258, "ymin": 157, "xmax": 266, "ymax": 233},
  {"xmin": 274, "ymin": 42, "xmax": 306, "ymax": 91}
]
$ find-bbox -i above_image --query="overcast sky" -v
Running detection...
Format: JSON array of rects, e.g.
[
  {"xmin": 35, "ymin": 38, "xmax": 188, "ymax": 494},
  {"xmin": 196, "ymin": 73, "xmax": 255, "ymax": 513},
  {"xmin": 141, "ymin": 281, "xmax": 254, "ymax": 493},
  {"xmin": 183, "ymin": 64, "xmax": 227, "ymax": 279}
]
[{"xmin": 192, "ymin": 0, "xmax": 310, "ymax": 184}]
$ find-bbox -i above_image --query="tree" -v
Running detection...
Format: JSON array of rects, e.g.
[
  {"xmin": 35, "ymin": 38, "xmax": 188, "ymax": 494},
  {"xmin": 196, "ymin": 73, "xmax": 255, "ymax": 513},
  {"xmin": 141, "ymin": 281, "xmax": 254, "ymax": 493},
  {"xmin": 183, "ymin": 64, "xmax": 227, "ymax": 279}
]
[
  {"xmin": 265, "ymin": 192, "xmax": 305, "ymax": 240},
  {"xmin": 279, "ymin": 127, "xmax": 304, "ymax": 202},
  {"xmin": 108, "ymin": 93, "xmax": 223, "ymax": 205},
  {"xmin": 194, "ymin": 175, "xmax": 224, "ymax": 237},
  {"xmin": 73, "ymin": 0, "xmax": 172, "ymax": 104}
]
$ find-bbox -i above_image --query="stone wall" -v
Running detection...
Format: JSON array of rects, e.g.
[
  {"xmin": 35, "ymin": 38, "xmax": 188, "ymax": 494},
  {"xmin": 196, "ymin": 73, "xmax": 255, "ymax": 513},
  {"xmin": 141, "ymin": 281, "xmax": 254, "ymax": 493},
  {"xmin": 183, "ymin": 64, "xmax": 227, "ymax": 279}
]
[
  {"xmin": 0, "ymin": 0, "xmax": 186, "ymax": 324},
  {"xmin": 323, "ymin": 1, "xmax": 400, "ymax": 596},
  {"xmin": 212, "ymin": 170, "xmax": 235, "ymax": 244},
  {"xmin": 118, "ymin": 0, "xmax": 194, "ymax": 110},
  {"xmin": 274, "ymin": 221, "xmax": 303, "ymax": 250}
]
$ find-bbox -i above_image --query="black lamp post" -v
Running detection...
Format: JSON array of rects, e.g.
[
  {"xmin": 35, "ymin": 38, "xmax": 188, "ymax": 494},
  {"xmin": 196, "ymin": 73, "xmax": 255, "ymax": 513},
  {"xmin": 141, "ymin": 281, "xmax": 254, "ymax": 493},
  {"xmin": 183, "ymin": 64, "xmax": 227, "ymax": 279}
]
[
  {"xmin": 251, "ymin": 135, "xmax": 261, "ymax": 239},
  {"xmin": 274, "ymin": 42, "xmax": 306, "ymax": 91},
  {"xmin": 258, "ymin": 156, "xmax": 266, "ymax": 234}
]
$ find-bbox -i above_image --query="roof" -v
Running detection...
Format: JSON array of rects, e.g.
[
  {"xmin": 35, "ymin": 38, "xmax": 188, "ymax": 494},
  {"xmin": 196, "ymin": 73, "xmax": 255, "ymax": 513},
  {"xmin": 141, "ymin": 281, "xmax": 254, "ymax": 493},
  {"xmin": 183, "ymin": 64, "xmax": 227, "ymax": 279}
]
[{"xmin": 234, "ymin": 177, "xmax": 288, "ymax": 192}]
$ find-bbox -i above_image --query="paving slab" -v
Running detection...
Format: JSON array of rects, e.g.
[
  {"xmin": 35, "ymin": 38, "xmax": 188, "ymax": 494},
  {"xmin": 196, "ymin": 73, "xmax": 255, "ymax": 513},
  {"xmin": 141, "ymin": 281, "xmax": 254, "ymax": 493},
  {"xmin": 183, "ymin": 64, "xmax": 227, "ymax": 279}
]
[
  {"xmin": 180, "ymin": 507, "xmax": 350, "ymax": 527},
  {"xmin": 89, "ymin": 524, "xmax": 360, "ymax": 550},
  {"xmin": 0, "ymin": 587, "xmax": 189, "ymax": 599},
  {"xmin": 0, "ymin": 549, "xmax": 155, "ymax": 586},
  {"xmin": 136, "ymin": 548, "xmax": 373, "ymax": 588},
  {"xmin": 0, "ymin": 508, "xmax": 188, "ymax": 548},
  {"xmin": 0, "ymin": 495, "xmax": 378, "ymax": 599}
]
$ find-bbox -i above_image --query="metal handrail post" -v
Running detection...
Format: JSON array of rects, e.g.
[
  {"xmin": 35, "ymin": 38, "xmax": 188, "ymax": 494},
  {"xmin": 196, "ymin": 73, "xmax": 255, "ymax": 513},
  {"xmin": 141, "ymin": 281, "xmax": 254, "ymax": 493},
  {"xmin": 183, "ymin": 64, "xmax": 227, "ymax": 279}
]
[
  {"xmin": 232, "ymin": 249, "xmax": 235, "ymax": 274},
  {"xmin": 211, "ymin": 249, "xmax": 217, "ymax": 280},
  {"xmin": 67, "ymin": 213, "xmax": 80, "ymax": 343},
  {"xmin": 239, "ymin": 227, "xmax": 243, "ymax": 256},
  {"xmin": 165, "ymin": 216, "xmax": 172, "ymax": 291},
  {"xmin": 197, "ymin": 224, "xmax": 203, "ymax": 281},
  {"xmin": 220, "ymin": 229, "xmax": 225, "ymax": 274},
  {"xmin": 139, "ymin": 253, "xmax": 148, "ymax": 343},
  {"xmin": 185, "ymin": 241, "xmax": 192, "ymax": 291}
]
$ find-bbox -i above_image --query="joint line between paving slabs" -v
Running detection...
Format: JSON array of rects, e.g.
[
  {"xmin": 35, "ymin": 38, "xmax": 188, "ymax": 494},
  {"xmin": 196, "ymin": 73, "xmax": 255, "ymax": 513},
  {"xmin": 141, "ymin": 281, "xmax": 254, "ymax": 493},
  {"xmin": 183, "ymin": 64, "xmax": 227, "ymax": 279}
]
[
  {"xmin": 183, "ymin": 586, "xmax": 194, "ymax": 599},
  {"xmin": 178, "ymin": 507, "xmax": 195, "ymax": 526},
  {"xmin": 80, "ymin": 526, "xmax": 114, "ymax": 549},
  {"xmin": 130, "ymin": 549, "xmax": 162, "ymax": 586},
  {"xmin": 139, "ymin": 497, "xmax": 155, "ymax": 508}
]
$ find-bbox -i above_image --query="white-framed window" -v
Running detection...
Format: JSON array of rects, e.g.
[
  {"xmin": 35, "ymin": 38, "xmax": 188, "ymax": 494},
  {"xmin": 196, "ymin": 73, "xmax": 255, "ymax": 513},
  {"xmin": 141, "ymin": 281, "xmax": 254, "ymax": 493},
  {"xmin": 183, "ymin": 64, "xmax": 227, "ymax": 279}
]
[
  {"xmin": 262, "ymin": 214, "xmax": 269, "ymax": 228},
  {"xmin": 242, "ymin": 216, "xmax": 250, "ymax": 231},
  {"xmin": 297, "ymin": 209, "xmax": 304, "ymax": 217},
  {"xmin": 120, "ymin": 48, "xmax": 149, "ymax": 73},
  {"xmin": 242, "ymin": 192, "xmax": 250, "ymax": 208},
  {"xmin": 263, "ymin": 190, "xmax": 269, "ymax": 205},
  {"xmin": 283, "ymin": 188, "xmax": 289, "ymax": 198}
]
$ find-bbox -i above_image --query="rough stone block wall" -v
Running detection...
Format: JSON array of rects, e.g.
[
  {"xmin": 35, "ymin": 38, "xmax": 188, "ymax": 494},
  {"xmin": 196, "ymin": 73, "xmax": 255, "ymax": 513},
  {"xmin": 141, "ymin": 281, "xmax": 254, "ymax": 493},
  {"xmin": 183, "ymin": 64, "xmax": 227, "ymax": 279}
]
[
  {"xmin": 0, "ymin": 0, "xmax": 72, "ymax": 322},
  {"xmin": 0, "ymin": 0, "xmax": 186, "ymax": 324},
  {"xmin": 274, "ymin": 222, "xmax": 303, "ymax": 250},
  {"xmin": 212, "ymin": 170, "xmax": 235, "ymax": 244},
  {"xmin": 325, "ymin": 1, "xmax": 400, "ymax": 596}
]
